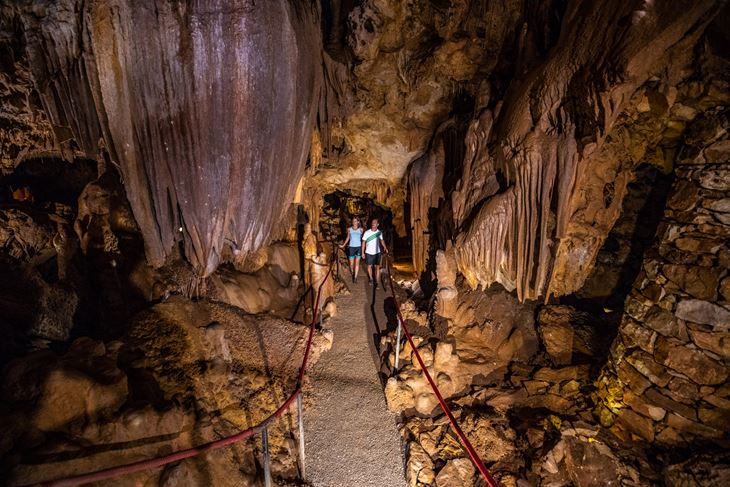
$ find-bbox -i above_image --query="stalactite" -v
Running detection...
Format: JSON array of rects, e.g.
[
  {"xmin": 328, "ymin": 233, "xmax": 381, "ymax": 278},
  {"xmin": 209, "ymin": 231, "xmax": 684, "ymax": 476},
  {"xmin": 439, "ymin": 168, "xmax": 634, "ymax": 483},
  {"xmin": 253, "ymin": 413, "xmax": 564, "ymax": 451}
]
[
  {"xmin": 450, "ymin": 0, "xmax": 720, "ymax": 301},
  {"xmin": 408, "ymin": 138, "xmax": 444, "ymax": 274},
  {"xmin": 17, "ymin": 0, "xmax": 323, "ymax": 277}
]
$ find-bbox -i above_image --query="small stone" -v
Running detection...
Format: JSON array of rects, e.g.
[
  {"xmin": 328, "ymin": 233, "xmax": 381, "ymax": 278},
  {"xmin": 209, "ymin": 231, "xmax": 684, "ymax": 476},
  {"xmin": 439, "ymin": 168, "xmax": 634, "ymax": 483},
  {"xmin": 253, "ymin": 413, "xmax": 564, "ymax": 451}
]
[
  {"xmin": 717, "ymin": 212, "xmax": 730, "ymax": 225},
  {"xmin": 703, "ymin": 198, "xmax": 730, "ymax": 213},
  {"xmin": 538, "ymin": 323, "xmax": 574, "ymax": 366},
  {"xmin": 667, "ymin": 413, "xmax": 722, "ymax": 440},
  {"xmin": 667, "ymin": 376, "xmax": 700, "ymax": 404},
  {"xmin": 524, "ymin": 394, "xmax": 574, "ymax": 413},
  {"xmin": 688, "ymin": 328, "xmax": 730, "ymax": 358},
  {"xmin": 435, "ymin": 458, "xmax": 475, "ymax": 487},
  {"xmin": 625, "ymin": 297, "xmax": 651, "ymax": 321},
  {"xmin": 617, "ymin": 360, "xmax": 652, "ymax": 394},
  {"xmin": 641, "ymin": 282, "xmax": 665, "ymax": 302},
  {"xmin": 620, "ymin": 317, "xmax": 656, "ymax": 353},
  {"xmin": 626, "ymin": 350, "xmax": 671, "ymax": 387},
  {"xmin": 674, "ymin": 236, "xmax": 723, "ymax": 253},
  {"xmin": 654, "ymin": 337, "xmax": 728, "ymax": 385},
  {"xmin": 523, "ymin": 380, "xmax": 549, "ymax": 395},
  {"xmin": 407, "ymin": 443, "xmax": 435, "ymax": 486},
  {"xmin": 533, "ymin": 366, "xmax": 589, "ymax": 383},
  {"xmin": 704, "ymin": 394, "xmax": 730, "ymax": 409},
  {"xmin": 624, "ymin": 389, "xmax": 666, "ymax": 421},
  {"xmin": 721, "ymin": 277, "xmax": 730, "ymax": 301},
  {"xmin": 643, "ymin": 306, "xmax": 684, "ymax": 338},
  {"xmin": 675, "ymin": 299, "xmax": 730, "ymax": 330},
  {"xmin": 616, "ymin": 408, "xmax": 655, "ymax": 441},
  {"xmin": 662, "ymin": 264, "xmax": 721, "ymax": 300},
  {"xmin": 704, "ymin": 139, "xmax": 730, "ymax": 163},
  {"xmin": 697, "ymin": 169, "xmax": 730, "ymax": 191},
  {"xmin": 667, "ymin": 180, "xmax": 700, "ymax": 211},
  {"xmin": 644, "ymin": 388, "xmax": 697, "ymax": 420},
  {"xmin": 698, "ymin": 407, "xmax": 730, "ymax": 430},
  {"xmin": 655, "ymin": 426, "xmax": 684, "ymax": 445}
]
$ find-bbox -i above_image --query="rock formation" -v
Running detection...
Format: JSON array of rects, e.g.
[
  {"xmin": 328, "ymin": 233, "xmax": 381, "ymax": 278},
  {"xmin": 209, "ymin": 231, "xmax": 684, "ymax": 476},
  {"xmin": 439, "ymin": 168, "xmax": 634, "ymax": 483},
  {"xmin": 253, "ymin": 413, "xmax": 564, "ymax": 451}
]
[{"xmin": 6, "ymin": 0, "xmax": 322, "ymax": 276}]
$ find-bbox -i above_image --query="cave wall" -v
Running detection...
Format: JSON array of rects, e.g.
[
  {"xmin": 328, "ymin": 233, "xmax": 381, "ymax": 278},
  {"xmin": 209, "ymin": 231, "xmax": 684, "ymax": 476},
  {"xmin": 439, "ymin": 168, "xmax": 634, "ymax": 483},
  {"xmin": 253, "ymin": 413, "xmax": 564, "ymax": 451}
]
[
  {"xmin": 595, "ymin": 109, "xmax": 730, "ymax": 446},
  {"xmin": 452, "ymin": 1, "xmax": 722, "ymax": 300},
  {"xmin": 307, "ymin": 0, "xmax": 727, "ymax": 303},
  {"xmin": 12, "ymin": 0, "xmax": 322, "ymax": 276}
]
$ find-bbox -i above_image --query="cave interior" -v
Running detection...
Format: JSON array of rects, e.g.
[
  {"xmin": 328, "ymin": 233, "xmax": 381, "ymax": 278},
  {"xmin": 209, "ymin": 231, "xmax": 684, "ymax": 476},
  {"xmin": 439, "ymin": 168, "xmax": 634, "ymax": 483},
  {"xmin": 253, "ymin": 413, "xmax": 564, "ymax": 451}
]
[{"xmin": 0, "ymin": 1, "xmax": 729, "ymax": 486}]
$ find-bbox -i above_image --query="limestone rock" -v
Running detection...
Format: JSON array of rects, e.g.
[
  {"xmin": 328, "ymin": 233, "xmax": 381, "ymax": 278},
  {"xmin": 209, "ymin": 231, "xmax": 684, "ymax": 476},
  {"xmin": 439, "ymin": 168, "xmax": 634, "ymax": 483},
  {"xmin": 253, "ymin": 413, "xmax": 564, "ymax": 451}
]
[
  {"xmin": 536, "ymin": 306, "xmax": 607, "ymax": 365},
  {"xmin": 407, "ymin": 443, "xmax": 435, "ymax": 486},
  {"xmin": 435, "ymin": 458, "xmax": 475, "ymax": 487},
  {"xmin": 664, "ymin": 451, "xmax": 730, "ymax": 486},
  {"xmin": 34, "ymin": 367, "xmax": 128, "ymax": 432},
  {"xmin": 675, "ymin": 299, "xmax": 730, "ymax": 330},
  {"xmin": 662, "ymin": 264, "xmax": 721, "ymax": 300},
  {"xmin": 654, "ymin": 337, "xmax": 728, "ymax": 385},
  {"xmin": 688, "ymin": 327, "xmax": 730, "ymax": 358}
]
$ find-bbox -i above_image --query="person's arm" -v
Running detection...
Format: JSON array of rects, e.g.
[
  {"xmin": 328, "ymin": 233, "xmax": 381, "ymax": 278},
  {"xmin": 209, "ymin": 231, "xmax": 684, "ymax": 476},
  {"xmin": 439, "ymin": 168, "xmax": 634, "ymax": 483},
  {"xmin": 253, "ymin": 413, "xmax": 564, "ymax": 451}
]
[
  {"xmin": 361, "ymin": 233, "xmax": 367, "ymax": 256},
  {"xmin": 340, "ymin": 232, "xmax": 350, "ymax": 249},
  {"xmin": 379, "ymin": 236, "xmax": 388, "ymax": 254}
]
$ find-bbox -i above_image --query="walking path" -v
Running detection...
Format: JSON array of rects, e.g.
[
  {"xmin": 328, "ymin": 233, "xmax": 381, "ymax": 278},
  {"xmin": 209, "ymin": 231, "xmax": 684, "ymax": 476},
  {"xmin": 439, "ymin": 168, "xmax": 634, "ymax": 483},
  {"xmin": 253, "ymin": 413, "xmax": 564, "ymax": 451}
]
[{"xmin": 303, "ymin": 275, "xmax": 405, "ymax": 487}]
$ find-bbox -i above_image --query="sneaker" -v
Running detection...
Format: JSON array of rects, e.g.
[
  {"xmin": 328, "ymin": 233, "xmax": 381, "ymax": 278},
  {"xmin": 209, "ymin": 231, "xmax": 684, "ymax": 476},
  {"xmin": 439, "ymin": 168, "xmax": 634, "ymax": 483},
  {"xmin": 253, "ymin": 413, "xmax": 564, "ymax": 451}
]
[{"xmin": 352, "ymin": 275, "xmax": 356, "ymax": 284}]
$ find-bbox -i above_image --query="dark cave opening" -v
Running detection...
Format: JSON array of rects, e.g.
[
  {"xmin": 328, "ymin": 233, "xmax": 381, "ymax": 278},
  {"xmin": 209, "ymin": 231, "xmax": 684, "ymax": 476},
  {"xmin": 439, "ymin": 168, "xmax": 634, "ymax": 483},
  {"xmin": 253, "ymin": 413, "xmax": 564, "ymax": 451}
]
[
  {"xmin": 1, "ymin": 156, "xmax": 98, "ymax": 207},
  {"xmin": 319, "ymin": 190, "xmax": 406, "ymax": 258},
  {"xmin": 564, "ymin": 163, "xmax": 675, "ymax": 314}
]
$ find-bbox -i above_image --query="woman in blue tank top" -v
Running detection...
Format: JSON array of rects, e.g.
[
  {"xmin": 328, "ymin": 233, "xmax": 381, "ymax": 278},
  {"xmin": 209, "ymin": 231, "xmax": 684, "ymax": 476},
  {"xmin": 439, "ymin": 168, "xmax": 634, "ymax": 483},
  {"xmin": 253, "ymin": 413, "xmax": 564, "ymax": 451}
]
[{"xmin": 339, "ymin": 216, "xmax": 363, "ymax": 283}]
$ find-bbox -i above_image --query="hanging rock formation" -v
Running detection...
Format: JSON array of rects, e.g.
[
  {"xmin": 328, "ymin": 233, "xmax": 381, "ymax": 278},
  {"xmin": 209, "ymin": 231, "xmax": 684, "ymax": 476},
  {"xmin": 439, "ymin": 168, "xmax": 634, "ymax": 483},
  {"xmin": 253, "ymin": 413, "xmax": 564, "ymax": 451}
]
[{"xmin": 12, "ymin": 0, "xmax": 322, "ymax": 276}]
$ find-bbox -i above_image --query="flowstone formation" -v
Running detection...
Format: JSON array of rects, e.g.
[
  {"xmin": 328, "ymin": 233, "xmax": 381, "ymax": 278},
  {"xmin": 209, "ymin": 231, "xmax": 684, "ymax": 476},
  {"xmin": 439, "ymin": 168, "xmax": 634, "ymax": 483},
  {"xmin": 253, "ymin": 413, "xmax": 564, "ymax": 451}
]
[{"xmin": 5, "ymin": 0, "xmax": 322, "ymax": 276}]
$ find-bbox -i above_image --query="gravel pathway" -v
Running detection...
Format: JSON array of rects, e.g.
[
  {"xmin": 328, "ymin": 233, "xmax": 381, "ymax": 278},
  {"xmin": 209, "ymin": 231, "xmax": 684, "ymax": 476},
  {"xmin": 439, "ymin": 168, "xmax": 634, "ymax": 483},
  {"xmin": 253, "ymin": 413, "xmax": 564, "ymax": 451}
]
[{"xmin": 303, "ymin": 277, "xmax": 405, "ymax": 487}]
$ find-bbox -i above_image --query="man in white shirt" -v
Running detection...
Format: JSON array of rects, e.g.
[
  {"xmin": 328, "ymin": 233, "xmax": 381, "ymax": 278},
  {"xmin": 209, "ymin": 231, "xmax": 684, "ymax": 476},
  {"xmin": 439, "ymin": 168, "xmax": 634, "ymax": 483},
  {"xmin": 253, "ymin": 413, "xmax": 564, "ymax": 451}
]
[{"xmin": 361, "ymin": 218, "xmax": 388, "ymax": 288}]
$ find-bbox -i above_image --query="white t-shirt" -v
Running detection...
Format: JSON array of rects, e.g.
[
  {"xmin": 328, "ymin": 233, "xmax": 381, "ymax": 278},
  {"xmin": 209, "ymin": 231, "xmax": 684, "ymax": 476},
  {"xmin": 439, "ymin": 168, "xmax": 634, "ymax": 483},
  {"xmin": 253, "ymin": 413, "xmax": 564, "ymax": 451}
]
[{"xmin": 362, "ymin": 229, "xmax": 382, "ymax": 255}]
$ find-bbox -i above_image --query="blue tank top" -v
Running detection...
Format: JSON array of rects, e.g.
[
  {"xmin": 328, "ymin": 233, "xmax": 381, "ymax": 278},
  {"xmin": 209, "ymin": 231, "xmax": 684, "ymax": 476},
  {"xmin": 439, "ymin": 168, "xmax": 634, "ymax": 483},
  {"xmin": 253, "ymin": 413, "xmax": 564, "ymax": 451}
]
[{"xmin": 348, "ymin": 227, "xmax": 362, "ymax": 247}]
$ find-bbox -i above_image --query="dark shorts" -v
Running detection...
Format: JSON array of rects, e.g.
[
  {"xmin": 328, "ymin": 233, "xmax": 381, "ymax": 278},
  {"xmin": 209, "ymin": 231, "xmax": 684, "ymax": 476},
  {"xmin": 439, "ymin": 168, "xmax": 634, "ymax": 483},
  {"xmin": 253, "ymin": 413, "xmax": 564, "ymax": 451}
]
[
  {"xmin": 347, "ymin": 246, "xmax": 362, "ymax": 259},
  {"xmin": 365, "ymin": 252, "xmax": 381, "ymax": 266}
]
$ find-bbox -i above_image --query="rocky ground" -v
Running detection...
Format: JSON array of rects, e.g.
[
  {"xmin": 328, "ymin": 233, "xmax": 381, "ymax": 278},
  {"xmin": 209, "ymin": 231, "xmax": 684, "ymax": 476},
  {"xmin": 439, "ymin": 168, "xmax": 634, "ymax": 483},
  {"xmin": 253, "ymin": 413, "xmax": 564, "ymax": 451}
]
[
  {"xmin": 380, "ymin": 276, "xmax": 729, "ymax": 486},
  {"xmin": 0, "ymin": 297, "xmax": 333, "ymax": 486}
]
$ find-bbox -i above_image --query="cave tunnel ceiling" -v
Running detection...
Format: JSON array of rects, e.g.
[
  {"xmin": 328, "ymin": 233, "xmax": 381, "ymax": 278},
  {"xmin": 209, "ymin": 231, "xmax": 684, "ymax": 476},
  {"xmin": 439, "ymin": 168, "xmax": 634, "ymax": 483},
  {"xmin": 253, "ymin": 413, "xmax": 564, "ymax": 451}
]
[{"xmin": 3, "ymin": 0, "xmax": 728, "ymax": 297}]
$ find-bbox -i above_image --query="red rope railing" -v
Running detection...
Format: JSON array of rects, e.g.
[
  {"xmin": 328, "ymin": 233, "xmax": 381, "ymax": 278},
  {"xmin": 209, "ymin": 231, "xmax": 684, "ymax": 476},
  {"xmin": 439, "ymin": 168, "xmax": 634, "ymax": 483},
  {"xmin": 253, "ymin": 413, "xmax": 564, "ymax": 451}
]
[
  {"xmin": 23, "ymin": 253, "xmax": 336, "ymax": 487},
  {"xmin": 383, "ymin": 256, "xmax": 500, "ymax": 487}
]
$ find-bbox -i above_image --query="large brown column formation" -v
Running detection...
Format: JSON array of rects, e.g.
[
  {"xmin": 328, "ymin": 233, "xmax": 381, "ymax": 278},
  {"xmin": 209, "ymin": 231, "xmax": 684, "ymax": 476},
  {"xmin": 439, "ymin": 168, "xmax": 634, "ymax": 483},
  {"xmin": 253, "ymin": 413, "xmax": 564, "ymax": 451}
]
[
  {"xmin": 595, "ymin": 109, "xmax": 730, "ymax": 445},
  {"xmin": 18, "ymin": 0, "xmax": 322, "ymax": 276}
]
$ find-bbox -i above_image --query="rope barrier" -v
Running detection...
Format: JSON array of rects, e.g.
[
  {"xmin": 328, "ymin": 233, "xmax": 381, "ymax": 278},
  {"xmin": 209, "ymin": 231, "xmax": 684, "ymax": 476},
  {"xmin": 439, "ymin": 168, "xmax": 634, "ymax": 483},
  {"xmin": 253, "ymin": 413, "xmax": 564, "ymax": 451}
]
[
  {"xmin": 24, "ymin": 251, "xmax": 337, "ymax": 487},
  {"xmin": 383, "ymin": 256, "xmax": 500, "ymax": 487}
]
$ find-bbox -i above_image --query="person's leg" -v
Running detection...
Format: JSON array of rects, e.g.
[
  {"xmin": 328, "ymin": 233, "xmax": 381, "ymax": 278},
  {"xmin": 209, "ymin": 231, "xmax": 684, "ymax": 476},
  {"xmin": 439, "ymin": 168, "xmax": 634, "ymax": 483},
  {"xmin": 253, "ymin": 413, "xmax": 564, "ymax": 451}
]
[
  {"xmin": 354, "ymin": 256, "xmax": 360, "ymax": 279},
  {"xmin": 349, "ymin": 255, "xmax": 355, "ymax": 275},
  {"xmin": 374, "ymin": 264, "xmax": 380, "ymax": 287}
]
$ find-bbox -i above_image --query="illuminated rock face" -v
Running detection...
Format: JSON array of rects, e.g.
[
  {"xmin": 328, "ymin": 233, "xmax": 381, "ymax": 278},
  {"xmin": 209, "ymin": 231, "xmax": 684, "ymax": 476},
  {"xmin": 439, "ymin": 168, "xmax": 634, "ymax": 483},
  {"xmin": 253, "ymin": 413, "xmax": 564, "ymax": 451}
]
[
  {"xmin": 596, "ymin": 112, "xmax": 730, "ymax": 446},
  {"xmin": 19, "ymin": 0, "xmax": 321, "ymax": 276}
]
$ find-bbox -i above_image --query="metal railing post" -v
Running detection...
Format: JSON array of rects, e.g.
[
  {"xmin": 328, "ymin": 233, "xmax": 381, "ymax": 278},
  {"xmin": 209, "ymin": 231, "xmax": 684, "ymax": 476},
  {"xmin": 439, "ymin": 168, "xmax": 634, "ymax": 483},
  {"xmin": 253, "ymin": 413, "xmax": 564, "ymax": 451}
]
[
  {"xmin": 319, "ymin": 297, "xmax": 324, "ymax": 328},
  {"xmin": 394, "ymin": 316, "xmax": 402, "ymax": 372},
  {"xmin": 262, "ymin": 426, "xmax": 272, "ymax": 487},
  {"xmin": 297, "ymin": 392, "xmax": 306, "ymax": 480}
]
